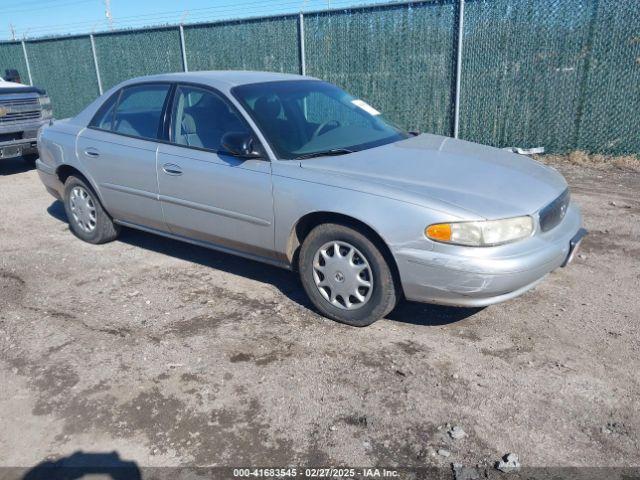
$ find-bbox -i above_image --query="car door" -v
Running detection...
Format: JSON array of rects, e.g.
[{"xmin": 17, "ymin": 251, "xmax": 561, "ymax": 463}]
[
  {"xmin": 76, "ymin": 83, "xmax": 171, "ymax": 231},
  {"xmin": 156, "ymin": 84, "xmax": 275, "ymax": 259}
]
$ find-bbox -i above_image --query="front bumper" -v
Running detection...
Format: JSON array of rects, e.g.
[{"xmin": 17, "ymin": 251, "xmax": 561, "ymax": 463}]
[
  {"xmin": 0, "ymin": 138, "xmax": 38, "ymax": 159},
  {"xmin": 0, "ymin": 120, "xmax": 48, "ymax": 159},
  {"xmin": 395, "ymin": 203, "xmax": 585, "ymax": 307}
]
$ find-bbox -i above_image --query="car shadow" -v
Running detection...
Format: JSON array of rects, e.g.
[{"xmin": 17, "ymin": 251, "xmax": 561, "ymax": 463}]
[
  {"xmin": 21, "ymin": 451, "xmax": 141, "ymax": 480},
  {"xmin": 47, "ymin": 200, "xmax": 310, "ymax": 308},
  {"xmin": 47, "ymin": 200, "xmax": 480, "ymax": 327},
  {"xmin": 387, "ymin": 301, "xmax": 482, "ymax": 326},
  {"xmin": 0, "ymin": 156, "xmax": 34, "ymax": 175}
]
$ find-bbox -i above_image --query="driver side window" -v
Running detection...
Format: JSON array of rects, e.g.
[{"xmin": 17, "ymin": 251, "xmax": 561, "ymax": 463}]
[{"xmin": 171, "ymin": 85, "xmax": 250, "ymax": 152}]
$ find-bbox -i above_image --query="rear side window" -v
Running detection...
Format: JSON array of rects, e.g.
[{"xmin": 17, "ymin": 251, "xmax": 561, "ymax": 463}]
[
  {"xmin": 89, "ymin": 92, "xmax": 119, "ymax": 130},
  {"xmin": 90, "ymin": 84, "xmax": 170, "ymax": 140},
  {"xmin": 112, "ymin": 84, "xmax": 170, "ymax": 140}
]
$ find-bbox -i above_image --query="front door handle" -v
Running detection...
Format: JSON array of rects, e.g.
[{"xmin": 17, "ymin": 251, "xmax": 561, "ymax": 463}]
[
  {"xmin": 84, "ymin": 147, "xmax": 100, "ymax": 158},
  {"xmin": 162, "ymin": 163, "xmax": 183, "ymax": 176}
]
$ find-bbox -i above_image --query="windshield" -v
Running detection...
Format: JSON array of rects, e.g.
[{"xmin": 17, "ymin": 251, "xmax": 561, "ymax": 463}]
[{"xmin": 232, "ymin": 80, "xmax": 409, "ymax": 159}]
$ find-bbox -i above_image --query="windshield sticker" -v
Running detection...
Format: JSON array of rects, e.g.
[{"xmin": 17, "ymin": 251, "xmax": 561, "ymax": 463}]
[{"xmin": 352, "ymin": 99, "xmax": 381, "ymax": 116}]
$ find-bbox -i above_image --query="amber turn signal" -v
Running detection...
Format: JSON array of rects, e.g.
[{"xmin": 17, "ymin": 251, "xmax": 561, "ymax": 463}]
[{"xmin": 425, "ymin": 223, "xmax": 452, "ymax": 242}]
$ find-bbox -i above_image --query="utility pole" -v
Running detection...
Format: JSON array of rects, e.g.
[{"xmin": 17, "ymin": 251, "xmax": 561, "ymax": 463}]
[{"xmin": 104, "ymin": 0, "xmax": 114, "ymax": 30}]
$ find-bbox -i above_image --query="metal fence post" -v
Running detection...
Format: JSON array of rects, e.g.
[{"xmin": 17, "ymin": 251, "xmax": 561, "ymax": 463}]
[
  {"xmin": 89, "ymin": 34, "xmax": 103, "ymax": 95},
  {"xmin": 453, "ymin": 0, "xmax": 465, "ymax": 139},
  {"xmin": 179, "ymin": 25, "xmax": 188, "ymax": 72},
  {"xmin": 21, "ymin": 40, "xmax": 33, "ymax": 86},
  {"xmin": 298, "ymin": 12, "xmax": 306, "ymax": 76}
]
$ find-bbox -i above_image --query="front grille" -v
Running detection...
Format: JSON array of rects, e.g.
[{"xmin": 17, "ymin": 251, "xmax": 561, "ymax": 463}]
[
  {"xmin": 0, "ymin": 97, "xmax": 42, "ymax": 125},
  {"xmin": 0, "ymin": 98, "xmax": 39, "ymax": 108},
  {"xmin": 539, "ymin": 189, "xmax": 570, "ymax": 232},
  {"xmin": 0, "ymin": 111, "xmax": 41, "ymax": 124}
]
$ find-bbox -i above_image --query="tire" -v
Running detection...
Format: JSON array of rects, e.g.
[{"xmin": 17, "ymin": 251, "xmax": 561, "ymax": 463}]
[
  {"xmin": 22, "ymin": 153, "xmax": 38, "ymax": 166},
  {"xmin": 63, "ymin": 175, "xmax": 120, "ymax": 244},
  {"xmin": 299, "ymin": 223, "xmax": 398, "ymax": 326}
]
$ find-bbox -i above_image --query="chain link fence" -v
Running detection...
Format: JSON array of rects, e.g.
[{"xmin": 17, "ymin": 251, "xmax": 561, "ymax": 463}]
[{"xmin": 0, "ymin": 0, "xmax": 638, "ymax": 155}]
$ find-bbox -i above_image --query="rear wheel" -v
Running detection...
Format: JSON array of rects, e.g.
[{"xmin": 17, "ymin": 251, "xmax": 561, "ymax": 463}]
[
  {"xmin": 63, "ymin": 175, "xmax": 120, "ymax": 244},
  {"xmin": 299, "ymin": 223, "xmax": 398, "ymax": 326}
]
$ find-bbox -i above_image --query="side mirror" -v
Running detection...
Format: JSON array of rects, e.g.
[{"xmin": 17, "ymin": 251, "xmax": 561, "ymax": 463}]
[{"xmin": 221, "ymin": 132, "xmax": 263, "ymax": 159}]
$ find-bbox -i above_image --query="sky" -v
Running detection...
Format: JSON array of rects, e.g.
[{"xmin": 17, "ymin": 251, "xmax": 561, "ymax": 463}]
[{"xmin": 0, "ymin": 0, "xmax": 387, "ymax": 41}]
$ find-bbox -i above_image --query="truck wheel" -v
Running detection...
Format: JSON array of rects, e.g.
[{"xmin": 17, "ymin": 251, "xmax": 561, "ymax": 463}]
[
  {"xmin": 63, "ymin": 175, "xmax": 120, "ymax": 244},
  {"xmin": 299, "ymin": 223, "xmax": 398, "ymax": 326}
]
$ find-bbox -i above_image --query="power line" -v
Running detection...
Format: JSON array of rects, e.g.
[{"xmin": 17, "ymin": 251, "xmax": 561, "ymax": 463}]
[
  {"xmin": 2, "ymin": 0, "xmax": 369, "ymax": 39},
  {"xmin": 0, "ymin": 0, "xmax": 93, "ymax": 9},
  {"xmin": 20, "ymin": 1, "xmax": 287, "ymax": 33},
  {"xmin": 0, "ymin": 0, "xmax": 337, "ymax": 36},
  {"xmin": 0, "ymin": 0, "xmax": 97, "ymax": 15}
]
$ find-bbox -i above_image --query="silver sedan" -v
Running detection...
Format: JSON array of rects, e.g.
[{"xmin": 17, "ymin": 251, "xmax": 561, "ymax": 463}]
[{"xmin": 36, "ymin": 71, "xmax": 586, "ymax": 326}]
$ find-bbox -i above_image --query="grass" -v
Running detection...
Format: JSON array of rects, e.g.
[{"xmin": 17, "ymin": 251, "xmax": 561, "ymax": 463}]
[{"xmin": 535, "ymin": 151, "xmax": 640, "ymax": 173}]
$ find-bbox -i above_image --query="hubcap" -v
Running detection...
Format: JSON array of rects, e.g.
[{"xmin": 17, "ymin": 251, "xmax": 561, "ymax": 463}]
[
  {"xmin": 69, "ymin": 186, "xmax": 97, "ymax": 233},
  {"xmin": 312, "ymin": 241, "xmax": 373, "ymax": 310}
]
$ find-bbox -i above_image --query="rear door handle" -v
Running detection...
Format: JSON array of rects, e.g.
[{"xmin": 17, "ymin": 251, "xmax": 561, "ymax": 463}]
[
  {"xmin": 84, "ymin": 147, "xmax": 100, "ymax": 158},
  {"xmin": 162, "ymin": 163, "xmax": 183, "ymax": 176}
]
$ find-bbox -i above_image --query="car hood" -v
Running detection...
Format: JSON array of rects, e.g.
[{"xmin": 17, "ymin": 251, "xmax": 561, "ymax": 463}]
[
  {"xmin": 298, "ymin": 134, "xmax": 567, "ymax": 219},
  {"xmin": 0, "ymin": 79, "xmax": 45, "ymax": 94}
]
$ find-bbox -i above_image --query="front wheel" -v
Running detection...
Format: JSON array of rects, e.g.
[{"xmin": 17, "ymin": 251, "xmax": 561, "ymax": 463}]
[
  {"xmin": 299, "ymin": 223, "xmax": 398, "ymax": 326},
  {"xmin": 63, "ymin": 175, "xmax": 120, "ymax": 244}
]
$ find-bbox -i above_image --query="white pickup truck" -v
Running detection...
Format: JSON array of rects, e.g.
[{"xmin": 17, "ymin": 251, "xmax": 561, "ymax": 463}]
[{"xmin": 0, "ymin": 76, "xmax": 52, "ymax": 164}]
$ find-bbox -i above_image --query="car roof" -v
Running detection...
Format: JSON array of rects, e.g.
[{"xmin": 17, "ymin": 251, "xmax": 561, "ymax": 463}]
[
  {"xmin": 122, "ymin": 70, "xmax": 317, "ymax": 89},
  {"xmin": 70, "ymin": 70, "xmax": 319, "ymax": 126}
]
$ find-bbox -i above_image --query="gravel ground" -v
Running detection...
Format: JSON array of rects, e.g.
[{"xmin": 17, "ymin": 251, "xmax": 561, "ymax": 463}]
[{"xmin": 0, "ymin": 157, "xmax": 638, "ymax": 474}]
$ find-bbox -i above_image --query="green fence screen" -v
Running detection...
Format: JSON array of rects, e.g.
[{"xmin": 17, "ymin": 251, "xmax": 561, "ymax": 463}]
[
  {"xmin": 26, "ymin": 37, "xmax": 99, "ymax": 118},
  {"xmin": 574, "ymin": 0, "xmax": 640, "ymax": 155},
  {"xmin": 459, "ymin": 0, "xmax": 594, "ymax": 152},
  {"xmin": 1, "ymin": 0, "xmax": 638, "ymax": 155},
  {"xmin": 460, "ymin": 0, "xmax": 640, "ymax": 155},
  {"xmin": 94, "ymin": 28, "xmax": 183, "ymax": 91},
  {"xmin": 0, "ymin": 42, "xmax": 28, "ymax": 85},
  {"xmin": 305, "ymin": 1, "xmax": 457, "ymax": 136},
  {"xmin": 185, "ymin": 16, "xmax": 300, "ymax": 73}
]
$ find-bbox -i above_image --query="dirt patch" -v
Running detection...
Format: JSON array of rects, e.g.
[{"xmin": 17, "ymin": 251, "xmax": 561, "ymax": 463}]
[
  {"xmin": 340, "ymin": 414, "xmax": 369, "ymax": 428},
  {"xmin": 230, "ymin": 352, "xmax": 254, "ymax": 363},
  {"xmin": 581, "ymin": 230, "xmax": 640, "ymax": 257},
  {"xmin": 0, "ymin": 270, "xmax": 25, "ymax": 309},
  {"xmin": 0, "ymin": 160, "xmax": 639, "ymax": 468},
  {"xmin": 229, "ymin": 347, "xmax": 294, "ymax": 366},
  {"xmin": 170, "ymin": 314, "xmax": 226, "ymax": 337}
]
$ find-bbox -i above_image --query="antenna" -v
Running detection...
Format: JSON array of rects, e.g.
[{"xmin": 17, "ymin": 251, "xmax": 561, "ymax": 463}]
[{"xmin": 9, "ymin": 23, "xmax": 16, "ymax": 41}]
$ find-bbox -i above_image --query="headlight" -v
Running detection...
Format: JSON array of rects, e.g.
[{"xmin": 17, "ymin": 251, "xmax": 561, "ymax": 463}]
[
  {"xmin": 39, "ymin": 95, "xmax": 53, "ymax": 119},
  {"xmin": 425, "ymin": 216, "xmax": 534, "ymax": 247}
]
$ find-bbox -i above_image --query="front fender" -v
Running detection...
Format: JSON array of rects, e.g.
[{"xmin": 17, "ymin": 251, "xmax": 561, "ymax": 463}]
[{"xmin": 272, "ymin": 163, "xmax": 463, "ymax": 265}]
